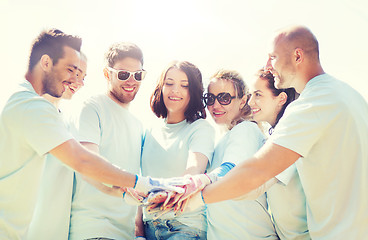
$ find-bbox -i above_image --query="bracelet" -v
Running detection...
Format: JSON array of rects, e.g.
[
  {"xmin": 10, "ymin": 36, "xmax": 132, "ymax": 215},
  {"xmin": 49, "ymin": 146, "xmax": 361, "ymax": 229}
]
[
  {"xmin": 135, "ymin": 237, "xmax": 146, "ymax": 240},
  {"xmin": 200, "ymin": 191, "xmax": 206, "ymax": 204},
  {"xmin": 133, "ymin": 174, "xmax": 138, "ymax": 188}
]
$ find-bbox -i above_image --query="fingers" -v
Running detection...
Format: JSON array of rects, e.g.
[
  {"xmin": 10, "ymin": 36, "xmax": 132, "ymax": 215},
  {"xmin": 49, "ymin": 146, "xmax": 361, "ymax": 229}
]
[
  {"xmin": 162, "ymin": 192, "xmax": 183, "ymax": 210},
  {"xmin": 161, "ymin": 191, "xmax": 175, "ymax": 209},
  {"xmin": 147, "ymin": 191, "xmax": 168, "ymax": 204}
]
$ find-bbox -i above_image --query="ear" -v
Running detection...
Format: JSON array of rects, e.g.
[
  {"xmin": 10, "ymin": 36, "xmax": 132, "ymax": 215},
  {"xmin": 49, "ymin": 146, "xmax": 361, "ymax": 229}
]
[
  {"xmin": 278, "ymin": 92, "xmax": 288, "ymax": 106},
  {"xmin": 239, "ymin": 94, "xmax": 248, "ymax": 110},
  {"xmin": 294, "ymin": 48, "xmax": 303, "ymax": 64},
  {"xmin": 103, "ymin": 67, "xmax": 110, "ymax": 81},
  {"xmin": 40, "ymin": 54, "xmax": 53, "ymax": 71}
]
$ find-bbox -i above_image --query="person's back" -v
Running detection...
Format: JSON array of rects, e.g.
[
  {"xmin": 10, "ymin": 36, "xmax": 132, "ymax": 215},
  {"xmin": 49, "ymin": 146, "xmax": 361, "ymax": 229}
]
[{"xmin": 270, "ymin": 74, "xmax": 368, "ymax": 238}]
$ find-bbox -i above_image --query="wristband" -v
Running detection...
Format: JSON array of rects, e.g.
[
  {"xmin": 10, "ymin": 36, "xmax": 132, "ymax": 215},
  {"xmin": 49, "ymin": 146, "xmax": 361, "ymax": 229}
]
[{"xmin": 134, "ymin": 175, "xmax": 138, "ymax": 188}]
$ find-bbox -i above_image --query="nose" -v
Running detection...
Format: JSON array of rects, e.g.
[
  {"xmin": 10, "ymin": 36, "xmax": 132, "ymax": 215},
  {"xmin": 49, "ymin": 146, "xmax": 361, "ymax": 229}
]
[
  {"xmin": 212, "ymin": 98, "xmax": 222, "ymax": 108},
  {"xmin": 171, "ymin": 83, "xmax": 180, "ymax": 93},
  {"xmin": 125, "ymin": 74, "xmax": 137, "ymax": 84},
  {"xmin": 264, "ymin": 58, "xmax": 273, "ymax": 73},
  {"xmin": 248, "ymin": 94, "xmax": 255, "ymax": 107},
  {"xmin": 76, "ymin": 74, "xmax": 85, "ymax": 87}
]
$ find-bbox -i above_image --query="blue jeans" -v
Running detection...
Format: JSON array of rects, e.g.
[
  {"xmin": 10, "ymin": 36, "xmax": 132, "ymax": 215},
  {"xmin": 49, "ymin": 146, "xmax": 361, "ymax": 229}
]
[{"xmin": 145, "ymin": 219, "xmax": 206, "ymax": 240}]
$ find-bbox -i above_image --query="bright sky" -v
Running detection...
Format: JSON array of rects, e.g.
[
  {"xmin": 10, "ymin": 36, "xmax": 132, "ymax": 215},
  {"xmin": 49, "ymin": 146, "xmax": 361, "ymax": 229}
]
[{"xmin": 1, "ymin": 0, "xmax": 367, "ymax": 123}]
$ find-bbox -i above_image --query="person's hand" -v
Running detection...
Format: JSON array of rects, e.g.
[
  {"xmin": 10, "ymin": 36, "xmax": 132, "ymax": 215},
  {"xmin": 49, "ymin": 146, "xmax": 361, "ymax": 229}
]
[
  {"xmin": 123, "ymin": 187, "xmax": 148, "ymax": 206},
  {"xmin": 163, "ymin": 174, "xmax": 211, "ymax": 210},
  {"xmin": 174, "ymin": 191, "xmax": 205, "ymax": 215},
  {"xmin": 134, "ymin": 175, "xmax": 190, "ymax": 195}
]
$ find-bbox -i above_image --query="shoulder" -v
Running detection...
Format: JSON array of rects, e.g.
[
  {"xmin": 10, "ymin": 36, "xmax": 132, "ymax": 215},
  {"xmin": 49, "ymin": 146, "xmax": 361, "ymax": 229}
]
[
  {"xmin": 190, "ymin": 118, "xmax": 215, "ymax": 132},
  {"xmin": 231, "ymin": 121, "xmax": 263, "ymax": 136}
]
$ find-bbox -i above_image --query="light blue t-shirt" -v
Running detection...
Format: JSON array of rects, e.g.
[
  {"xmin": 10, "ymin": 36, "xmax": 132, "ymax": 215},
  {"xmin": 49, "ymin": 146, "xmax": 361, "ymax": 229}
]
[
  {"xmin": 0, "ymin": 81, "xmax": 72, "ymax": 239},
  {"xmin": 27, "ymin": 107, "xmax": 77, "ymax": 240},
  {"xmin": 206, "ymin": 121, "xmax": 279, "ymax": 240},
  {"xmin": 267, "ymin": 164, "xmax": 309, "ymax": 240},
  {"xmin": 141, "ymin": 118, "xmax": 214, "ymax": 231},
  {"xmin": 68, "ymin": 94, "xmax": 143, "ymax": 240},
  {"xmin": 270, "ymin": 74, "xmax": 368, "ymax": 239}
]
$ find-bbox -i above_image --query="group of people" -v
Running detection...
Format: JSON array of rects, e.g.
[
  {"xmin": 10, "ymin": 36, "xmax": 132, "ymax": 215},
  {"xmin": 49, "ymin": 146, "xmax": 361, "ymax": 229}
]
[{"xmin": 0, "ymin": 25, "xmax": 367, "ymax": 240}]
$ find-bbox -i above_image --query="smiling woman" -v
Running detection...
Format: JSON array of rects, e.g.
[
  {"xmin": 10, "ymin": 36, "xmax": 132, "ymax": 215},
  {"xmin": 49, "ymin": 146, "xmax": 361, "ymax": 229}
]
[{"xmin": 138, "ymin": 60, "xmax": 215, "ymax": 239}]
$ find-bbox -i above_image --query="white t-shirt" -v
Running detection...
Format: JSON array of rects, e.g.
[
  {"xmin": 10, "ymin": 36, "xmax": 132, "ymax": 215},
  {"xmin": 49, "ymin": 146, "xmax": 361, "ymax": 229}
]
[
  {"xmin": 267, "ymin": 164, "xmax": 309, "ymax": 240},
  {"xmin": 270, "ymin": 74, "xmax": 368, "ymax": 239},
  {"xmin": 0, "ymin": 81, "xmax": 72, "ymax": 239},
  {"xmin": 68, "ymin": 94, "xmax": 143, "ymax": 240},
  {"xmin": 206, "ymin": 121, "xmax": 279, "ymax": 240},
  {"xmin": 27, "ymin": 108, "xmax": 77, "ymax": 240},
  {"xmin": 141, "ymin": 118, "xmax": 214, "ymax": 231}
]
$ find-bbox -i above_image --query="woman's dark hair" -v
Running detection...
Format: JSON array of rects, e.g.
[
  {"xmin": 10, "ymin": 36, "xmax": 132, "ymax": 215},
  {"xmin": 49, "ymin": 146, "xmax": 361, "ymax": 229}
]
[
  {"xmin": 209, "ymin": 69, "xmax": 252, "ymax": 128},
  {"xmin": 28, "ymin": 29, "xmax": 82, "ymax": 72},
  {"xmin": 257, "ymin": 69, "xmax": 298, "ymax": 129},
  {"xmin": 150, "ymin": 61, "xmax": 206, "ymax": 123}
]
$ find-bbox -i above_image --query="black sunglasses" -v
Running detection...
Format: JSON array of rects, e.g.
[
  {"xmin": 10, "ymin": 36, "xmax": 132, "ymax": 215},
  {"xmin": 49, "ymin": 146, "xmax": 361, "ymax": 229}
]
[
  {"xmin": 203, "ymin": 92, "xmax": 236, "ymax": 106},
  {"xmin": 107, "ymin": 67, "xmax": 147, "ymax": 81}
]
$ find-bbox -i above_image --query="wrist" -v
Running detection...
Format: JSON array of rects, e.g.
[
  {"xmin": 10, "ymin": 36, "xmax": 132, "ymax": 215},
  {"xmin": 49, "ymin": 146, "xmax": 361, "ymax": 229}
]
[
  {"xmin": 200, "ymin": 191, "xmax": 206, "ymax": 204},
  {"xmin": 134, "ymin": 175, "xmax": 139, "ymax": 188}
]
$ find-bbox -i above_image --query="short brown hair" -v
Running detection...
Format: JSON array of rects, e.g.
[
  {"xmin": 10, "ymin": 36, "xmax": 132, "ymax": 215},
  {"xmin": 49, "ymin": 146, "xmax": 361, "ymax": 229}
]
[{"xmin": 28, "ymin": 29, "xmax": 81, "ymax": 72}]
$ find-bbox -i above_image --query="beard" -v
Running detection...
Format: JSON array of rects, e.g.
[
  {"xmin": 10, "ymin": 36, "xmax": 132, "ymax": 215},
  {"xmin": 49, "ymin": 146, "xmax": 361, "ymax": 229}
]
[
  {"xmin": 42, "ymin": 71, "xmax": 64, "ymax": 98},
  {"xmin": 110, "ymin": 88, "xmax": 137, "ymax": 104}
]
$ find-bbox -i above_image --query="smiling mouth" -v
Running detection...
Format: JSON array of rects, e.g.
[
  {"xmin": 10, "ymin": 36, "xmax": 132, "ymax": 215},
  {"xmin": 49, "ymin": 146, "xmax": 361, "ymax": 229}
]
[
  {"xmin": 212, "ymin": 111, "xmax": 225, "ymax": 117},
  {"xmin": 123, "ymin": 86, "xmax": 135, "ymax": 92},
  {"xmin": 252, "ymin": 108, "xmax": 261, "ymax": 114},
  {"xmin": 168, "ymin": 96, "xmax": 182, "ymax": 101}
]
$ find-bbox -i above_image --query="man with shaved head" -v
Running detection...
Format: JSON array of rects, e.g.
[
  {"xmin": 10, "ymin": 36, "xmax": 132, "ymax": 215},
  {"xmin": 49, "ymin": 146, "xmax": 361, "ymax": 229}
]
[{"xmin": 181, "ymin": 25, "xmax": 368, "ymax": 239}]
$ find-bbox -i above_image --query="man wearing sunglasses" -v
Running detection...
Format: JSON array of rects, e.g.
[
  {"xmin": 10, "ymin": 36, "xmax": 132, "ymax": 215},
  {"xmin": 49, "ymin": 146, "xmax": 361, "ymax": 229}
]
[
  {"xmin": 0, "ymin": 30, "xmax": 177, "ymax": 240},
  {"xmin": 68, "ymin": 42, "xmax": 147, "ymax": 240}
]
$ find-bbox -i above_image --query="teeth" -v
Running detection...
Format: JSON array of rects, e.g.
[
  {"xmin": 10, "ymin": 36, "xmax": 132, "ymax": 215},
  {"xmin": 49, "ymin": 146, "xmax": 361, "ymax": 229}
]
[
  {"xmin": 123, "ymin": 87, "xmax": 134, "ymax": 91},
  {"xmin": 169, "ymin": 97, "xmax": 181, "ymax": 100},
  {"xmin": 213, "ymin": 112, "xmax": 225, "ymax": 116}
]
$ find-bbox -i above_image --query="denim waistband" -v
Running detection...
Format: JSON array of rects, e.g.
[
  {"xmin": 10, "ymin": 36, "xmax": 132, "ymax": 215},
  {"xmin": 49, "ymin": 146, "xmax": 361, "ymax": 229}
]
[{"xmin": 146, "ymin": 219, "xmax": 183, "ymax": 229}]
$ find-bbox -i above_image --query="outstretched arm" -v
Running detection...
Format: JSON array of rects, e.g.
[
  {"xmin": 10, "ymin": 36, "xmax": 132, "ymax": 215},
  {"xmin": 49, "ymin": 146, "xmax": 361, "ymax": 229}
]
[
  {"xmin": 50, "ymin": 139, "xmax": 136, "ymax": 188},
  {"xmin": 203, "ymin": 142, "xmax": 300, "ymax": 203}
]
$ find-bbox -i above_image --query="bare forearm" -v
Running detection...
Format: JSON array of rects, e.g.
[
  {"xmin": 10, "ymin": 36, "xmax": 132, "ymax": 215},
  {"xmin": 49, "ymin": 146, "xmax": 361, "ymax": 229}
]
[
  {"xmin": 203, "ymin": 157, "xmax": 269, "ymax": 203},
  {"xmin": 50, "ymin": 139, "xmax": 137, "ymax": 188},
  {"xmin": 203, "ymin": 142, "xmax": 300, "ymax": 204},
  {"xmin": 73, "ymin": 148, "xmax": 136, "ymax": 188},
  {"xmin": 135, "ymin": 207, "xmax": 145, "ymax": 237}
]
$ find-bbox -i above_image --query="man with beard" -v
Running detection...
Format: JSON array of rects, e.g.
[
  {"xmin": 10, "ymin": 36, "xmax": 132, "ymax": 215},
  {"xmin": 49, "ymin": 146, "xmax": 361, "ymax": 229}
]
[
  {"xmin": 0, "ymin": 30, "xmax": 175, "ymax": 240},
  {"xmin": 68, "ymin": 42, "xmax": 147, "ymax": 240}
]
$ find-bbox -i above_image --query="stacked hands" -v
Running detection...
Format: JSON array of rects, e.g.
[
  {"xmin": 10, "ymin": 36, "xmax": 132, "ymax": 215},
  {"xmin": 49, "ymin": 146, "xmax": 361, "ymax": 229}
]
[{"xmin": 124, "ymin": 174, "xmax": 212, "ymax": 219}]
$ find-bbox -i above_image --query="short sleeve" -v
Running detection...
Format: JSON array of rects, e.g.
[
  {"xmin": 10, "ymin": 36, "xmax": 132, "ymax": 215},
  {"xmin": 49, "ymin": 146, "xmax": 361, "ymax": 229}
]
[
  {"xmin": 270, "ymin": 94, "xmax": 341, "ymax": 158},
  {"xmin": 188, "ymin": 119, "xmax": 215, "ymax": 160},
  {"xmin": 23, "ymin": 99, "xmax": 72, "ymax": 156},
  {"xmin": 70, "ymin": 101, "xmax": 101, "ymax": 144},
  {"xmin": 223, "ymin": 122, "xmax": 264, "ymax": 165}
]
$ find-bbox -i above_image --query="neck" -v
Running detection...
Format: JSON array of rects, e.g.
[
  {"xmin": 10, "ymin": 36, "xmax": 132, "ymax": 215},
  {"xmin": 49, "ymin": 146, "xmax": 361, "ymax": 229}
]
[
  {"xmin": 107, "ymin": 91, "xmax": 129, "ymax": 109},
  {"xmin": 43, "ymin": 94, "xmax": 61, "ymax": 108},
  {"xmin": 26, "ymin": 71, "xmax": 44, "ymax": 96},
  {"xmin": 166, "ymin": 112, "xmax": 185, "ymax": 124},
  {"xmin": 295, "ymin": 64, "xmax": 325, "ymax": 93}
]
